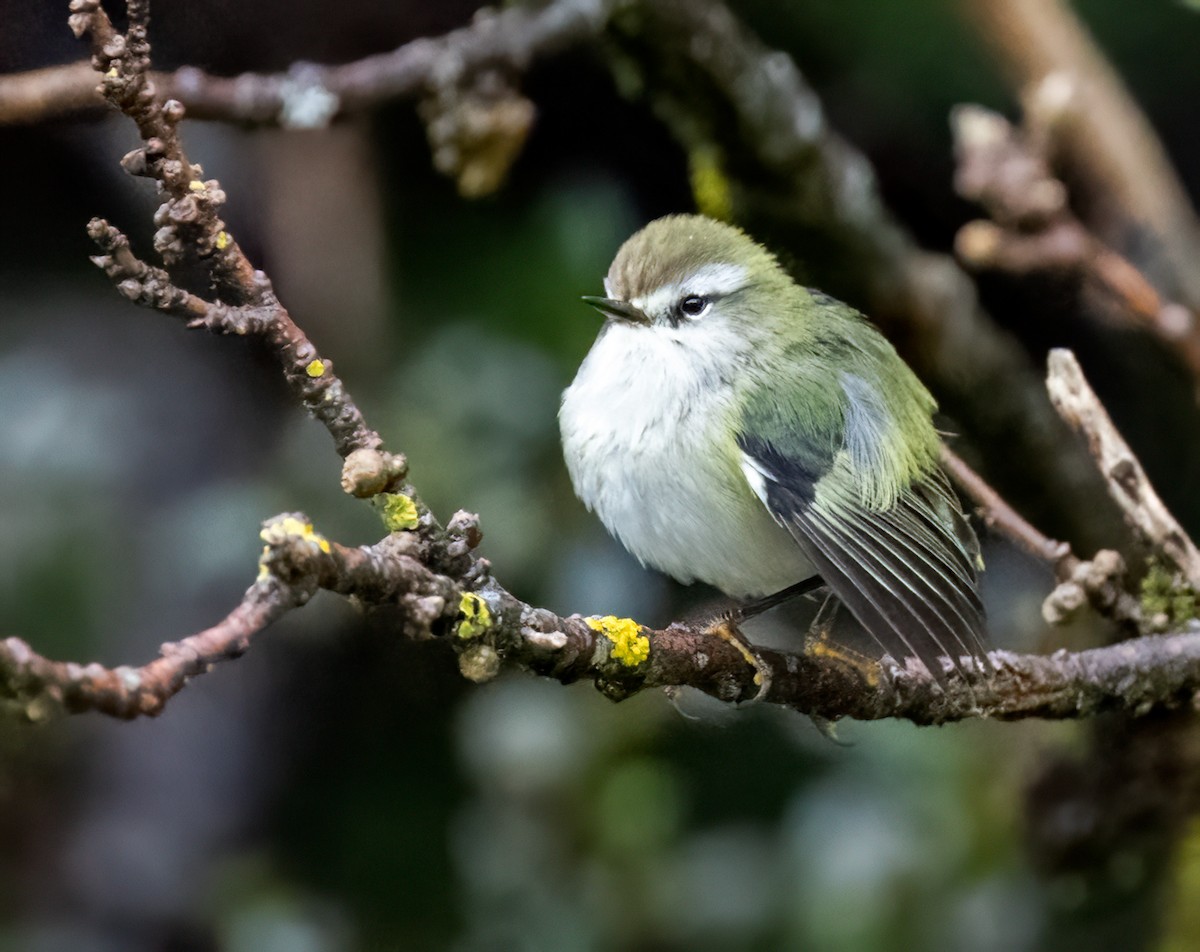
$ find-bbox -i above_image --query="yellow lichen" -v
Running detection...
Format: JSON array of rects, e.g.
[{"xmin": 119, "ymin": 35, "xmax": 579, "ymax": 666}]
[
  {"xmin": 689, "ymin": 149, "xmax": 733, "ymax": 223},
  {"xmin": 456, "ymin": 592, "xmax": 492, "ymax": 640},
  {"xmin": 259, "ymin": 515, "xmax": 331, "ymax": 554},
  {"xmin": 305, "ymin": 359, "xmax": 326, "ymax": 378},
  {"xmin": 105, "ymin": 67, "xmax": 118, "ymax": 78},
  {"xmin": 215, "ymin": 231, "xmax": 231, "ymax": 250},
  {"xmin": 376, "ymin": 493, "xmax": 419, "ymax": 532},
  {"xmin": 587, "ymin": 615, "xmax": 650, "ymax": 668},
  {"xmin": 188, "ymin": 180, "xmax": 206, "ymax": 192}
]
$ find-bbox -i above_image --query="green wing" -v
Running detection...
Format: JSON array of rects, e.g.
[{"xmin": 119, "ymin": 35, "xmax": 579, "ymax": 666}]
[{"xmin": 736, "ymin": 308, "xmax": 987, "ymax": 681}]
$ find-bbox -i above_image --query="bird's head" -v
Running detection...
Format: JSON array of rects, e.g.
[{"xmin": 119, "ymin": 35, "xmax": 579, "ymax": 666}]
[{"xmin": 582, "ymin": 215, "xmax": 794, "ymax": 338}]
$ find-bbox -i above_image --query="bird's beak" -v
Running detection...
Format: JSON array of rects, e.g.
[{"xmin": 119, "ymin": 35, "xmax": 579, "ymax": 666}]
[{"xmin": 581, "ymin": 295, "xmax": 650, "ymax": 325}]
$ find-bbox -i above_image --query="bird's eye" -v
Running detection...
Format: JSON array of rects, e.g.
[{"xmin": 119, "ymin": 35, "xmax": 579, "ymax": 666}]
[{"xmin": 679, "ymin": 295, "xmax": 709, "ymax": 318}]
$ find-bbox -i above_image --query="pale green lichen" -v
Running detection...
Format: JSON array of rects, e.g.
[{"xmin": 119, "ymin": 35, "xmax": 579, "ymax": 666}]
[
  {"xmin": 1141, "ymin": 561, "xmax": 1198, "ymax": 626},
  {"xmin": 587, "ymin": 615, "xmax": 650, "ymax": 668},
  {"xmin": 375, "ymin": 493, "xmax": 419, "ymax": 532},
  {"xmin": 456, "ymin": 592, "xmax": 492, "ymax": 640},
  {"xmin": 459, "ymin": 642, "xmax": 501, "ymax": 683}
]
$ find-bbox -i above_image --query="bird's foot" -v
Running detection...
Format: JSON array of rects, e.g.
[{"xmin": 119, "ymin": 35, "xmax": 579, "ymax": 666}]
[
  {"xmin": 804, "ymin": 628, "xmax": 882, "ymax": 685},
  {"xmin": 703, "ymin": 615, "xmax": 772, "ymax": 702}
]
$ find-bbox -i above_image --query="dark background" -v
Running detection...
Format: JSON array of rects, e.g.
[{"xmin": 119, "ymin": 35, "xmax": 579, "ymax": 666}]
[{"xmin": 3, "ymin": 1, "xmax": 1200, "ymax": 949}]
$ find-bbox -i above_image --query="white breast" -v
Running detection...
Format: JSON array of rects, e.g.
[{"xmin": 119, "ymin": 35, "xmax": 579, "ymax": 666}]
[{"xmin": 559, "ymin": 321, "xmax": 814, "ymax": 598}]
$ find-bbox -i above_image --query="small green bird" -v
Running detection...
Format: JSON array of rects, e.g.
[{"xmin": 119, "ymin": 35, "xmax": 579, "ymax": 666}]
[{"xmin": 559, "ymin": 214, "xmax": 987, "ymax": 680}]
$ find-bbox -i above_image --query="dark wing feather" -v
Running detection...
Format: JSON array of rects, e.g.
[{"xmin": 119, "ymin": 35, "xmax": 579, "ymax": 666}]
[{"xmin": 749, "ymin": 460, "xmax": 988, "ymax": 684}]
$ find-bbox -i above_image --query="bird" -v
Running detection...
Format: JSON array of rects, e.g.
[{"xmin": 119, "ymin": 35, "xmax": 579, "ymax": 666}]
[{"xmin": 558, "ymin": 214, "xmax": 988, "ymax": 682}]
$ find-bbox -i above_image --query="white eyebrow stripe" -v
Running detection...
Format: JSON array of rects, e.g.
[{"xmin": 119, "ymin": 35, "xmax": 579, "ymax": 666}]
[
  {"xmin": 684, "ymin": 263, "xmax": 749, "ymax": 297},
  {"xmin": 629, "ymin": 263, "xmax": 750, "ymax": 319}
]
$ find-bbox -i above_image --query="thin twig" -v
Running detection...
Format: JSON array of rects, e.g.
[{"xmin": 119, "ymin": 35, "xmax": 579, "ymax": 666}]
[
  {"xmin": 941, "ymin": 444, "xmax": 1075, "ymax": 571},
  {"xmin": 1, "ymin": 581, "xmax": 300, "ymax": 719},
  {"xmin": 952, "ymin": 104, "xmax": 1200, "ymax": 386},
  {"xmin": 1047, "ymin": 349, "xmax": 1200, "ymax": 590},
  {"xmin": 941, "ymin": 443, "xmax": 1141, "ymax": 629},
  {"xmin": 2, "ymin": 0, "xmax": 619, "ymax": 127},
  {"xmin": 962, "ymin": 0, "xmax": 1200, "ymax": 309}
]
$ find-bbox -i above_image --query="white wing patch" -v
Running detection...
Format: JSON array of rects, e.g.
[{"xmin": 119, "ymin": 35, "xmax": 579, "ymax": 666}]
[{"xmin": 738, "ymin": 451, "xmax": 776, "ymax": 507}]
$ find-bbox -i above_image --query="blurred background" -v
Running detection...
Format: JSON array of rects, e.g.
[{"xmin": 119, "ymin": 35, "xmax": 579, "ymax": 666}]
[{"xmin": 3, "ymin": 1, "xmax": 1200, "ymax": 949}]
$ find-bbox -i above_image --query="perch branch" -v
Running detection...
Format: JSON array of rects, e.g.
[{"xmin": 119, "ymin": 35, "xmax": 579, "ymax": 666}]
[{"xmin": 5, "ymin": 508, "xmax": 1200, "ymax": 724}]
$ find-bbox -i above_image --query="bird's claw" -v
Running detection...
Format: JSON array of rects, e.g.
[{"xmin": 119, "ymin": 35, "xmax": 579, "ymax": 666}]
[{"xmin": 703, "ymin": 617, "xmax": 772, "ymax": 702}]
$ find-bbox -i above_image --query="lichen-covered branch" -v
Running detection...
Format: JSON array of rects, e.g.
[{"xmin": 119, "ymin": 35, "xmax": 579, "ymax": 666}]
[
  {"xmin": 68, "ymin": 0, "xmax": 401, "ymax": 476},
  {"xmin": 5, "ymin": 505, "xmax": 1200, "ymax": 724},
  {"xmin": 86, "ymin": 218, "xmax": 403, "ymax": 475}
]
